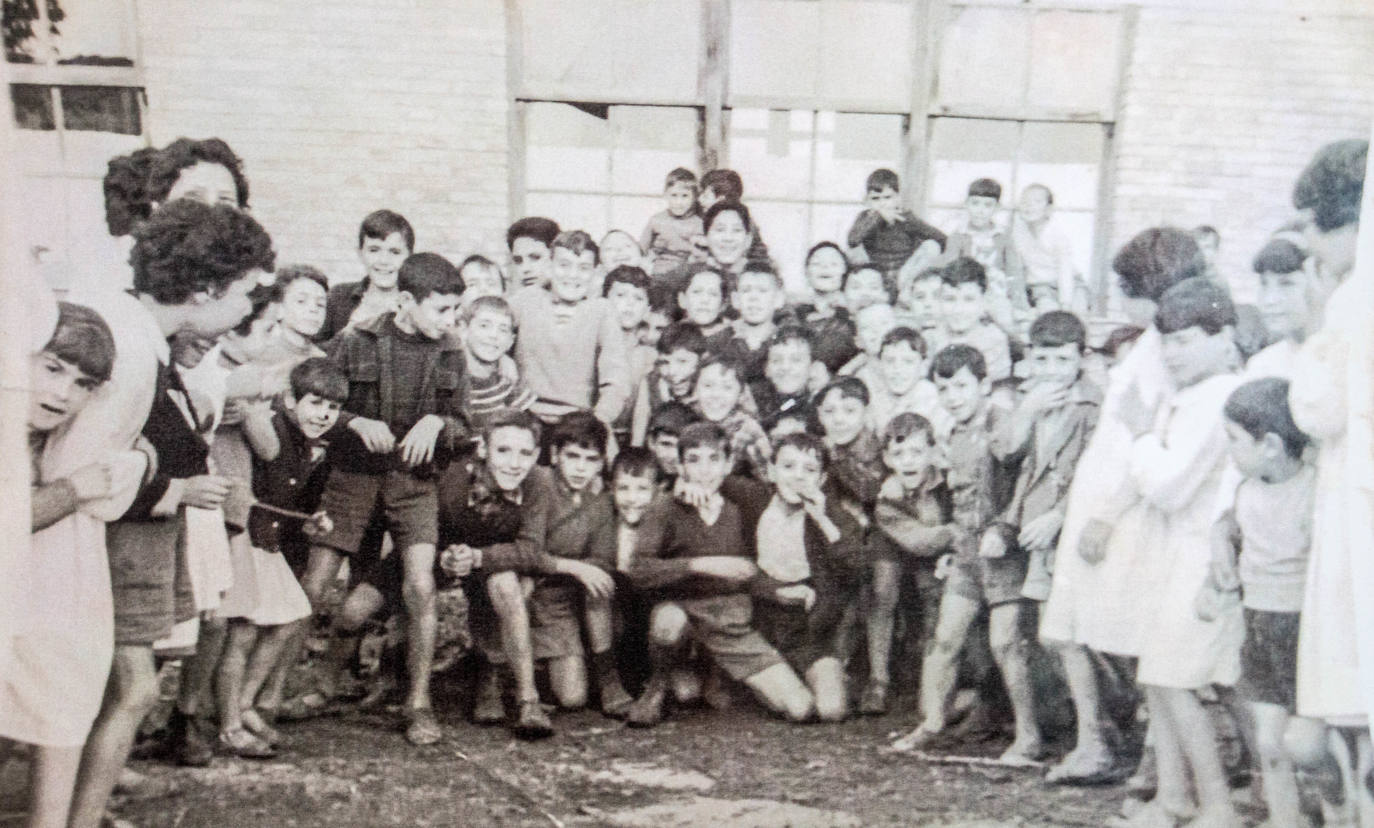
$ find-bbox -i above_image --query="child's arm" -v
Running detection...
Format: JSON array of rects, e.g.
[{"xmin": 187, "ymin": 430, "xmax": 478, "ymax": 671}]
[
  {"xmin": 624, "ymin": 501, "xmax": 691, "ymax": 589},
  {"xmin": 639, "ymin": 216, "xmax": 659, "ymax": 256},
  {"xmin": 31, "ymin": 461, "xmax": 112, "ymax": 531},
  {"xmin": 470, "ymin": 496, "xmax": 558, "ymax": 575},
  {"xmin": 873, "ymin": 497, "xmax": 956, "ymax": 557},
  {"xmin": 846, "ymin": 209, "xmax": 883, "ymax": 249},
  {"xmin": 592, "ymin": 308, "xmax": 633, "ymax": 426},
  {"xmin": 240, "ymin": 400, "xmax": 281, "ymax": 462},
  {"xmin": 1128, "ymin": 408, "xmax": 1232, "ymax": 514},
  {"xmin": 992, "ymin": 380, "xmax": 1066, "ymax": 462}
]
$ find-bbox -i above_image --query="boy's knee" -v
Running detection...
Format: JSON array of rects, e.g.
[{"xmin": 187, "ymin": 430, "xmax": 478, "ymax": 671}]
[
  {"xmin": 402, "ymin": 571, "xmax": 436, "ymax": 611},
  {"xmin": 486, "ymin": 571, "xmax": 524, "ymax": 610},
  {"xmin": 649, "ymin": 603, "xmax": 688, "ymax": 646},
  {"xmin": 1283, "ymin": 718, "xmax": 1330, "ymax": 768},
  {"xmin": 782, "ymin": 688, "xmax": 816, "ymax": 722},
  {"xmin": 110, "ymin": 650, "xmax": 160, "ymax": 714}
]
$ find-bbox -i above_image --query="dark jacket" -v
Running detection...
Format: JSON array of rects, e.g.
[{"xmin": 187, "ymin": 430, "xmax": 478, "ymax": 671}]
[
  {"xmin": 248, "ymin": 411, "xmax": 331, "ymax": 554},
  {"xmin": 319, "ymin": 279, "xmax": 368, "ymax": 345},
  {"xmin": 122, "ymin": 364, "xmax": 209, "ymax": 521}
]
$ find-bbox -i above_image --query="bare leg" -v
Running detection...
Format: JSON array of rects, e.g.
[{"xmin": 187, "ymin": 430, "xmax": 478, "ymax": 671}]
[
  {"xmin": 215, "ymin": 620, "xmax": 257, "ymax": 735},
  {"xmin": 987, "ymin": 602, "xmax": 1043, "ymax": 762},
  {"xmin": 177, "ymin": 614, "xmax": 227, "ymax": 718},
  {"xmin": 863, "ymin": 559, "xmax": 901, "ymax": 709},
  {"xmin": 806, "ymin": 657, "xmax": 848, "ymax": 722},
  {"xmin": 584, "ymin": 598, "xmax": 631, "ymax": 716},
  {"xmin": 1047, "ymin": 641, "xmax": 1117, "ymax": 781},
  {"xmin": 25, "ymin": 744, "xmax": 82, "ymax": 828},
  {"xmin": 546, "ymin": 655, "xmax": 589, "ymax": 710},
  {"xmin": 1155, "ymin": 685, "xmax": 1239, "ymax": 824},
  {"xmin": 893, "ymin": 592, "xmax": 981, "ymax": 749},
  {"xmin": 399, "ymin": 543, "xmax": 438, "ymax": 712},
  {"xmin": 744, "ymin": 662, "xmax": 814, "ymax": 722},
  {"xmin": 1249, "ymin": 701, "xmax": 1302, "ymax": 827},
  {"xmin": 486, "ymin": 572, "xmax": 537, "ymax": 705},
  {"xmin": 1141, "ymin": 685, "xmax": 1193, "ymax": 820},
  {"xmin": 68, "ymin": 645, "xmax": 160, "ymax": 828}
]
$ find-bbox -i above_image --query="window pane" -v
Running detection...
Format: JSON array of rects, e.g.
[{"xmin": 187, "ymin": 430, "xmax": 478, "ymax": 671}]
[
  {"xmin": 813, "ymin": 112, "xmax": 905, "ymax": 202},
  {"xmin": 609, "ymin": 106, "xmax": 699, "ymax": 195},
  {"xmin": 729, "ymin": 0, "xmax": 820, "ymax": 101},
  {"xmin": 1046, "ymin": 209, "xmax": 1096, "ymax": 293},
  {"xmin": 525, "ymin": 102, "xmax": 610, "ymax": 193},
  {"xmin": 1018, "ymin": 122, "xmax": 1103, "ymax": 210},
  {"xmin": 936, "ymin": 7, "xmax": 1029, "ymax": 110},
  {"xmin": 1027, "ymin": 10, "xmax": 1120, "ymax": 115},
  {"xmin": 610, "ymin": 195, "xmax": 665, "ymax": 241},
  {"xmin": 525, "ymin": 192, "xmax": 609, "ymax": 239},
  {"xmin": 817, "ymin": 2, "xmax": 911, "ymax": 109},
  {"xmin": 60, "ymin": 85, "xmax": 140, "ymax": 134},
  {"xmin": 927, "ymin": 118, "xmax": 1017, "ymax": 207},
  {"xmin": 51, "ymin": 0, "xmax": 136, "ymax": 65},
  {"xmin": 10, "ymin": 84, "xmax": 54, "ymax": 129},
  {"xmin": 748, "ymin": 200, "xmax": 811, "ymax": 294},
  {"xmin": 726, "ymin": 108, "xmax": 814, "ymax": 201}
]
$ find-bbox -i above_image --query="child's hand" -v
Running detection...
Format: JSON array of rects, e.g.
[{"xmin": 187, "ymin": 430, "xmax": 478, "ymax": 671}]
[
  {"xmin": 1077, "ymin": 518, "xmax": 1112, "ymax": 564},
  {"xmin": 183, "ymin": 475, "xmax": 232, "ymax": 509},
  {"xmin": 302, "ymin": 510, "xmax": 333, "ymax": 538},
  {"xmin": 220, "ymin": 398, "xmax": 246, "ymax": 427},
  {"xmin": 1194, "ymin": 584, "xmax": 1238, "ymax": 622},
  {"xmin": 673, "ymin": 479, "xmax": 711, "ymax": 508},
  {"xmin": 67, "ymin": 461, "xmax": 113, "ymax": 502},
  {"xmin": 1117, "ymin": 381, "xmax": 1156, "ymax": 439},
  {"xmin": 1018, "ymin": 379, "xmax": 1069, "ymax": 417},
  {"xmin": 934, "ymin": 554, "xmax": 953, "ymax": 580},
  {"xmin": 1018, "ymin": 510, "xmax": 1064, "ymax": 551},
  {"xmin": 978, "ymin": 529, "xmax": 1007, "ymax": 559},
  {"xmin": 398, "ymin": 414, "xmax": 445, "ymax": 466},
  {"xmin": 879, "ymin": 476, "xmax": 905, "ymax": 502},
  {"xmin": 439, "ymin": 544, "xmax": 476, "ymax": 577},
  {"xmin": 563, "ymin": 560, "xmax": 615, "ymax": 601},
  {"xmin": 349, "ymin": 418, "xmax": 396, "ymax": 454},
  {"xmin": 776, "ymin": 584, "xmax": 816, "ymax": 611},
  {"xmin": 690, "ymin": 556, "xmax": 758, "ymax": 583}
]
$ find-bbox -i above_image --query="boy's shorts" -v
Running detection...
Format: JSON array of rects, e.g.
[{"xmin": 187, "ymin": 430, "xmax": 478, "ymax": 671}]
[
  {"xmin": 668, "ymin": 594, "xmax": 783, "ymax": 681},
  {"xmin": 1237, "ymin": 608, "xmax": 1298, "ymax": 710},
  {"xmin": 315, "ymin": 469, "xmax": 437, "ymax": 556},
  {"xmin": 527, "ymin": 577, "xmax": 585, "ymax": 661},
  {"xmin": 753, "ymin": 601, "xmax": 826, "ymax": 674},
  {"xmin": 946, "ymin": 548, "xmax": 1029, "ymax": 608},
  {"xmin": 108, "ymin": 518, "xmax": 196, "ymax": 646}
]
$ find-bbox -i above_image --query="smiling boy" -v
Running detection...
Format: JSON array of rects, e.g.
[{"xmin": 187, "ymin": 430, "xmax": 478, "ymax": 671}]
[
  {"xmin": 321, "ymin": 210, "xmax": 414, "ymax": 342},
  {"xmin": 460, "ymin": 296, "xmax": 536, "ymax": 428}
]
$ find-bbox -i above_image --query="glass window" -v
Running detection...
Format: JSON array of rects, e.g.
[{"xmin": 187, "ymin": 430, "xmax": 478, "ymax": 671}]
[
  {"xmin": 11, "ymin": 83, "xmax": 54, "ymax": 129},
  {"xmin": 5, "ymin": 0, "xmax": 136, "ymax": 65},
  {"xmin": 729, "ymin": 0, "xmax": 820, "ymax": 102},
  {"xmin": 936, "ymin": 6, "xmax": 1029, "ymax": 111},
  {"xmin": 61, "ymin": 85, "xmax": 140, "ymax": 134},
  {"xmin": 1027, "ymin": 10, "xmax": 1120, "ymax": 114}
]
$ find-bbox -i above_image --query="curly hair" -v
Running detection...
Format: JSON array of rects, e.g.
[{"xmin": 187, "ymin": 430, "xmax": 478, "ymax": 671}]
[
  {"xmin": 102, "ymin": 147, "xmax": 158, "ymax": 236},
  {"xmin": 103, "ymin": 138, "xmax": 249, "ymax": 237},
  {"xmin": 130, "ymin": 200, "xmax": 275, "ymax": 305},
  {"xmin": 1112, "ymin": 227, "xmax": 1206, "ymax": 301},
  {"xmin": 1293, "ymin": 139, "xmax": 1367, "ymax": 233},
  {"xmin": 146, "ymin": 137, "xmax": 250, "ymax": 209}
]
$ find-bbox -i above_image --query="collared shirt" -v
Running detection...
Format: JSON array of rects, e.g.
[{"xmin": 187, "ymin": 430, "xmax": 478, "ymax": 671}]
[
  {"xmin": 945, "ymin": 404, "xmax": 1012, "ymax": 539},
  {"xmin": 756, "ymin": 496, "xmax": 811, "ymax": 584}
]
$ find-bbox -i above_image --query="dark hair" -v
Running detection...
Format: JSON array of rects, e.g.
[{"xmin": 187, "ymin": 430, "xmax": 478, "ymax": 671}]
[
  {"xmin": 1224, "ymin": 378, "xmax": 1309, "ymax": 459},
  {"xmin": 772, "ymin": 431, "xmax": 829, "ymax": 466},
  {"xmin": 461, "ymin": 294, "xmax": 516, "ymax": 326},
  {"xmin": 665, "ymin": 167, "xmax": 697, "ymax": 191},
  {"xmin": 552, "ymin": 229, "xmax": 599, "ymax": 265},
  {"xmin": 603, "ymin": 265, "xmax": 652, "ymax": 297},
  {"xmin": 290, "ymin": 357, "xmax": 349, "ymax": 403},
  {"xmin": 703, "ymin": 200, "xmax": 752, "ymax": 235},
  {"xmin": 700, "ymin": 169, "xmax": 744, "ymax": 202},
  {"xmin": 657, "ymin": 320, "xmax": 708, "ymax": 356},
  {"xmin": 806, "ymin": 241, "xmax": 849, "ymax": 270},
  {"xmin": 930, "ymin": 343, "xmax": 987, "ymax": 381},
  {"xmin": 146, "ymin": 137, "xmax": 250, "ymax": 208},
  {"xmin": 130, "ymin": 200, "xmax": 275, "ymax": 305},
  {"xmin": 1194, "ymin": 225, "xmax": 1220, "ymax": 243},
  {"xmin": 866, "ymin": 168, "xmax": 900, "ymax": 193},
  {"xmin": 1252, "ymin": 237, "xmax": 1307, "ymax": 275},
  {"xmin": 273, "ymin": 263, "xmax": 329, "ymax": 298},
  {"xmin": 506, "ymin": 216, "xmax": 560, "ymax": 251},
  {"xmin": 1154, "ymin": 278, "xmax": 1237, "ymax": 336},
  {"xmin": 841, "ymin": 264, "xmax": 891, "ymax": 300},
  {"xmin": 482, "ymin": 407, "xmax": 543, "ymax": 444},
  {"xmin": 612, "ymin": 447, "xmax": 661, "ymax": 483},
  {"xmin": 882, "ymin": 412, "xmax": 935, "ymax": 448},
  {"xmin": 696, "ymin": 353, "xmax": 746, "ymax": 386},
  {"xmin": 880, "ymin": 326, "xmax": 927, "ymax": 358},
  {"xmin": 358, "ymin": 209, "xmax": 415, "ymax": 250},
  {"xmin": 816, "ymin": 375, "xmax": 870, "ymax": 408},
  {"xmin": 1028, "ymin": 310, "xmax": 1087, "ymax": 351},
  {"xmin": 679, "ymin": 263, "xmax": 726, "ymax": 297},
  {"xmin": 648, "ymin": 400, "xmax": 699, "ymax": 438},
  {"xmin": 102, "ymin": 147, "xmax": 158, "ymax": 236},
  {"xmin": 459, "ymin": 254, "xmax": 505, "ymax": 290},
  {"xmin": 1100, "ymin": 325, "xmax": 1145, "ymax": 358},
  {"xmin": 967, "ymin": 178, "xmax": 1002, "ymax": 201},
  {"xmin": 1233, "ymin": 304, "xmax": 1270, "ymax": 362},
  {"xmin": 44, "ymin": 302, "xmax": 116, "ymax": 384},
  {"xmin": 1112, "ymin": 227, "xmax": 1206, "ymax": 301},
  {"xmin": 677, "ymin": 421, "xmax": 730, "ymax": 458},
  {"xmin": 940, "ymin": 257, "xmax": 988, "ymax": 293},
  {"xmin": 549, "ymin": 410, "xmax": 609, "ymax": 456},
  {"xmin": 398, "ymin": 252, "xmax": 465, "ymax": 303},
  {"xmin": 231, "ymin": 282, "xmax": 278, "ymax": 337},
  {"xmin": 766, "ymin": 324, "xmax": 814, "ymax": 358},
  {"xmin": 1292, "ymin": 139, "xmax": 1367, "ymax": 233},
  {"xmin": 738, "ymin": 263, "xmax": 783, "ymax": 291}
]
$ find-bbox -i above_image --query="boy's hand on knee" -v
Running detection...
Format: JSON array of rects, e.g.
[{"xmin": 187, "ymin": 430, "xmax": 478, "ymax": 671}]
[
  {"xmin": 399, "ymin": 414, "xmax": 445, "ymax": 466},
  {"xmin": 1018, "ymin": 511, "xmax": 1063, "ymax": 551},
  {"xmin": 562, "ymin": 560, "xmax": 615, "ymax": 600},
  {"xmin": 349, "ymin": 417, "xmax": 396, "ymax": 454},
  {"xmin": 775, "ymin": 584, "xmax": 816, "ymax": 611},
  {"xmin": 1077, "ymin": 518, "xmax": 1112, "ymax": 564},
  {"xmin": 302, "ymin": 510, "xmax": 333, "ymax": 537},
  {"xmin": 978, "ymin": 529, "xmax": 1007, "ymax": 559},
  {"xmin": 440, "ymin": 544, "xmax": 476, "ymax": 578}
]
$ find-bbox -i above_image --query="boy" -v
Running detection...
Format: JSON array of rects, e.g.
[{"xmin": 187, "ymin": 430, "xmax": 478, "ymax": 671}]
[
  {"xmin": 932, "ymin": 257, "xmax": 1012, "ymax": 383},
  {"xmin": 897, "ymin": 266, "xmax": 945, "ymax": 344},
  {"xmin": 840, "ymin": 302, "xmax": 898, "ymax": 379},
  {"xmin": 600, "ymin": 229, "xmax": 644, "ymax": 273},
  {"xmin": 694, "ymin": 354, "xmax": 771, "ymax": 478},
  {"xmin": 460, "ymin": 296, "xmax": 536, "ymax": 429},
  {"xmin": 677, "ymin": 264, "xmax": 732, "ymax": 350},
  {"xmin": 1247, "ymin": 232, "xmax": 1317, "ymax": 379},
  {"xmin": 306, "ymin": 251, "xmax": 469, "ymax": 747},
  {"xmin": 696, "ymin": 168, "xmax": 769, "ymax": 262},
  {"xmin": 623, "ymin": 423, "xmax": 814, "ymax": 727},
  {"xmin": 814, "ymin": 377, "xmax": 886, "ymax": 517},
  {"xmin": 862, "ymin": 413, "xmax": 958, "ymax": 716},
  {"xmin": 843, "ymin": 263, "xmax": 893, "ymax": 315},
  {"xmin": 457, "ymin": 255, "xmax": 506, "ymax": 305},
  {"xmin": 510, "ymin": 230, "xmax": 630, "ymax": 429},
  {"xmin": 753, "ymin": 325, "xmax": 819, "ymax": 436},
  {"xmin": 862, "ymin": 326, "xmax": 947, "ymax": 439},
  {"xmin": 607, "ymin": 447, "xmax": 662, "ymax": 690},
  {"xmin": 321, "ymin": 209, "xmax": 414, "ymax": 342},
  {"xmin": 846, "ymin": 168, "xmax": 945, "ymax": 286},
  {"xmin": 943, "ymin": 178, "xmax": 1028, "ymax": 334},
  {"xmin": 506, "ymin": 216, "xmax": 560, "ymax": 290},
  {"xmin": 641, "ymin": 167, "xmax": 704, "ymax": 277},
  {"xmin": 891, "ymin": 344, "xmax": 1041, "ymax": 764},
  {"xmin": 722, "ymin": 264, "xmax": 786, "ymax": 386},
  {"xmin": 604, "ymin": 265, "xmax": 659, "ymax": 446},
  {"xmin": 644, "ymin": 401, "xmax": 698, "ymax": 489},
  {"xmin": 630, "ymin": 321, "xmax": 707, "ymax": 446},
  {"xmin": 750, "ymin": 433, "xmax": 867, "ymax": 722},
  {"xmin": 1010, "ymin": 184, "xmax": 1083, "ymax": 314}
]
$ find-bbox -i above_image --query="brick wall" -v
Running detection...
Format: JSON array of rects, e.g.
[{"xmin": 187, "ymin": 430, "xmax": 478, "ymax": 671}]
[
  {"xmin": 137, "ymin": 0, "xmax": 511, "ymax": 285},
  {"xmin": 1110, "ymin": 4, "xmax": 1374, "ymax": 302}
]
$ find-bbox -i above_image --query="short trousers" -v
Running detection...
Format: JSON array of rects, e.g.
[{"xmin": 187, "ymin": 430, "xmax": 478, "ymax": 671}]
[
  {"xmin": 314, "ymin": 469, "xmax": 437, "ymax": 555},
  {"xmin": 108, "ymin": 518, "xmax": 182, "ymax": 646},
  {"xmin": 946, "ymin": 548, "xmax": 1030, "ymax": 608},
  {"xmin": 1237, "ymin": 608, "xmax": 1299, "ymax": 710},
  {"xmin": 753, "ymin": 601, "xmax": 826, "ymax": 674},
  {"xmin": 667, "ymin": 594, "xmax": 783, "ymax": 681},
  {"xmin": 527, "ymin": 577, "xmax": 586, "ymax": 661},
  {"xmin": 357, "ymin": 546, "xmax": 449, "ymax": 615}
]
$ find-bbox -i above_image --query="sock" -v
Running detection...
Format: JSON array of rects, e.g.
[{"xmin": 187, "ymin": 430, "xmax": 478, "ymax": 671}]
[{"xmin": 590, "ymin": 649, "xmax": 619, "ymax": 684}]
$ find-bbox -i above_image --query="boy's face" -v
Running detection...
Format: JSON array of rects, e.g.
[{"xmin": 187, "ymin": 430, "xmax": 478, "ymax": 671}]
[
  {"xmin": 704, "ymin": 211, "xmax": 749, "ymax": 264},
  {"xmin": 1223, "ymin": 420, "xmax": 1270, "ymax": 479},
  {"xmin": 679, "ymin": 272, "xmax": 724, "ymax": 327},
  {"xmin": 666, "ymin": 182, "xmax": 697, "ymax": 218},
  {"xmin": 855, "ymin": 304, "xmax": 897, "ymax": 356},
  {"xmin": 188, "ymin": 268, "xmax": 262, "ymax": 340},
  {"xmin": 879, "ymin": 340, "xmax": 924, "ymax": 396},
  {"xmin": 460, "ymin": 264, "xmax": 504, "ymax": 301},
  {"xmin": 680, "ymin": 443, "xmax": 731, "ymax": 492},
  {"xmin": 940, "ymin": 281, "xmax": 985, "ymax": 334},
  {"xmin": 695, "ymin": 363, "xmax": 742, "ymax": 423},
  {"xmin": 649, "ymin": 432, "xmax": 681, "ymax": 477},
  {"xmin": 734, "ymin": 271, "xmax": 782, "ymax": 326},
  {"xmin": 1018, "ymin": 187, "xmax": 1052, "ymax": 223},
  {"xmin": 1026, "ymin": 342, "xmax": 1082, "ymax": 390},
  {"xmin": 935, "ymin": 366, "xmax": 989, "ymax": 424},
  {"xmin": 552, "ymin": 443, "xmax": 605, "ymax": 493},
  {"xmin": 765, "ymin": 339, "xmax": 812, "ymax": 396},
  {"xmin": 606, "ymin": 281, "xmax": 650, "ymax": 332},
  {"xmin": 883, "ymin": 433, "xmax": 936, "ymax": 489},
  {"xmin": 289, "ymin": 391, "xmax": 343, "ymax": 440},
  {"xmin": 1161, "ymin": 325, "xmax": 1233, "ymax": 389},
  {"xmin": 279, "ymin": 277, "xmax": 327, "ymax": 339},
  {"xmin": 166, "ymin": 161, "xmax": 238, "ymax": 209},
  {"xmin": 482, "ymin": 425, "xmax": 539, "ymax": 492},
  {"xmin": 464, "ymin": 307, "xmax": 515, "ymax": 364},
  {"xmin": 404, "ymin": 291, "xmax": 461, "ymax": 340},
  {"xmin": 965, "ymin": 195, "xmax": 999, "ymax": 227},
  {"xmin": 845, "ymin": 268, "xmax": 888, "ymax": 313},
  {"xmin": 806, "ymin": 247, "xmax": 847, "ymax": 295},
  {"xmin": 768, "ymin": 444, "xmax": 825, "ymax": 506},
  {"xmin": 510, "ymin": 236, "xmax": 552, "ymax": 289},
  {"xmin": 1257, "ymin": 269, "xmax": 1312, "ymax": 343},
  {"xmin": 359, "ymin": 232, "xmax": 410, "ymax": 290},
  {"xmin": 29, "ymin": 351, "xmax": 100, "ymax": 432},
  {"xmin": 865, "ymin": 185, "xmax": 899, "ymax": 213},
  {"xmin": 550, "ymin": 247, "xmax": 597, "ymax": 304},
  {"xmin": 769, "ymin": 414, "xmax": 809, "ymax": 442},
  {"xmin": 903, "ymin": 275, "xmax": 943, "ymax": 329},
  {"xmin": 613, "ymin": 470, "xmax": 656, "ymax": 526},
  {"xmin": 698, "ymin": 186, "xmax": 722, "ymax": 212},
  {"xmin": 600, "ymin": 231, "xmax": 642, "ymax": 271},
  {"xmin": 663, "ymin": 348, "xmax": 701, "ymax": 395},
  {"xmin": 816, "ymin": 389, "xmax": 866, "ymax": 446}
]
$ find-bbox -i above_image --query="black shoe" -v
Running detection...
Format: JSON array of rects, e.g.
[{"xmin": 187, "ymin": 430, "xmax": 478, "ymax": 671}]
[
  {"xmin": 512, "ymin": 700, "xmax": 553, "ymax": 740},
  {"xmin": 168, "ymin": 710, "xmax": 213, "ymax": 768},
  {"xmin": 626, "ymin": 673, "xmax": 668, "ymax": 729}
]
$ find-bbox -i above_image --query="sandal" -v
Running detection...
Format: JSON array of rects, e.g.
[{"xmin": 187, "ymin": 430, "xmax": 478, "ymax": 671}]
[
  {"xmin": 277, "ymin": 690, "xmax": 341, "ymax": 722},
  {"xmin": 404, "ymin": 707, "xmax": 442, "ymax": 746},
  {"xmin": 241, "ymin": 708, "xmax": 283, "ymax": 748},
  {"xmin": 218, "ymin": 727, "xmax": 276, "ymax": 759}
]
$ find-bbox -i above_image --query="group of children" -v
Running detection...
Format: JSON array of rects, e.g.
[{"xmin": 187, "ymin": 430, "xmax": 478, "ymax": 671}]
[{"xmin": 6, "ymin": 133, "xmax": 1372, "ymax": 828}]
